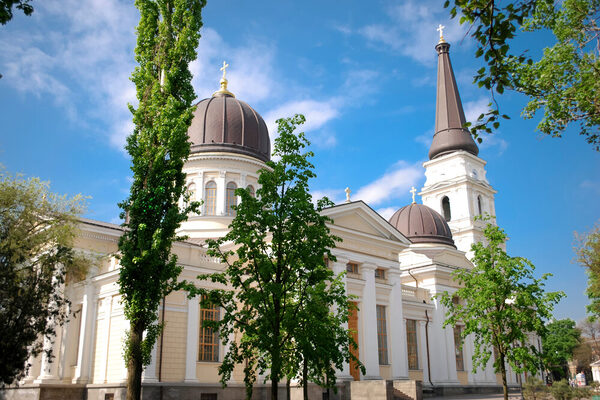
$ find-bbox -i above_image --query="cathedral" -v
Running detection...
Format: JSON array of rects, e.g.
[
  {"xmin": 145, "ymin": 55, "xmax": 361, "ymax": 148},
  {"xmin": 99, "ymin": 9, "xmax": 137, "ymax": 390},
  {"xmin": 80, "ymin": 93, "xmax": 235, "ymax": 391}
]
[{"xmin": 6, "ymin": 36, "xmax": 533, "ymax": 400}]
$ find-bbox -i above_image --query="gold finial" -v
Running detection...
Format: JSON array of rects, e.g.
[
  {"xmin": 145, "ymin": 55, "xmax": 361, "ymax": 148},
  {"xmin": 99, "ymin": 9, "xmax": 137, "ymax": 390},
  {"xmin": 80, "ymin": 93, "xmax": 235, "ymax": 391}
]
[
  {"xmin": 437, "ymin": 24, "xmax": 446, "ymax": 43},
  {"xmin": 410, "ymin": 186, "xmax": 417, "ymax": 204},
  {"xmin": 212, "ymin": 60, "xmax": 235, "ymax": 97},
  {"xmin": 345, "ymin": 187, "xmax": 351, "ymax": 203}
]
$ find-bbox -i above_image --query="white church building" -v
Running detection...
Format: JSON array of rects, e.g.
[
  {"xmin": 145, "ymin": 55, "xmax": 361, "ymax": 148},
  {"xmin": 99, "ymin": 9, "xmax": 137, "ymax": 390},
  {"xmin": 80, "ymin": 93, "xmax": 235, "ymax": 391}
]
[{"xmin": 7, "ymin": 37, "xmax": 533, "ymax": 400}]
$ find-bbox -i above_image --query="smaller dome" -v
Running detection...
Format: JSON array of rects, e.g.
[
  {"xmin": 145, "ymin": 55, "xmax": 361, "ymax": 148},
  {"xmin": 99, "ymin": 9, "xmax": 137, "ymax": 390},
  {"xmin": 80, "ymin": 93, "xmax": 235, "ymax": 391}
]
[{"xmin": 388, "ymin": 203, "xmax": 455, "ymax": 247}]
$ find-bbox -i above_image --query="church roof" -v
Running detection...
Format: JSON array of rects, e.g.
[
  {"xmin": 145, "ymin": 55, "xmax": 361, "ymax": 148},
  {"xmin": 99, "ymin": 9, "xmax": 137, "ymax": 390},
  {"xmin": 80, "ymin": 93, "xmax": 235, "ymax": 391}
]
[
  {"xmin": 429, "ymin": 41, "xmax": 479, "ymax": 160},
  {"xmin": 388, "ymin": 203, "xmax": 456, "ymax": 248},
  {"xmin": 187, "ymin": 63, "xmax": 271, "ymax": 162}
]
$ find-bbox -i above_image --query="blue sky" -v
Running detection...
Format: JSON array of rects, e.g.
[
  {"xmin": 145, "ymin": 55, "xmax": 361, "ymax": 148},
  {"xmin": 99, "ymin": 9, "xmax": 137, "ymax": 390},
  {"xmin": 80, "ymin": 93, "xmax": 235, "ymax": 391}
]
[{"xmin": 1, "ymin": 0, "xmax": 598, "ymax": 322}]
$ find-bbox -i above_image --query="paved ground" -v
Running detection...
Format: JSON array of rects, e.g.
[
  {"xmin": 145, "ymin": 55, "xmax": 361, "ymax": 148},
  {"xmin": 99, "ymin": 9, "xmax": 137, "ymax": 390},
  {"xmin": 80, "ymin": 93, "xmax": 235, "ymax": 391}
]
[{"xmin": 427, "ymin": 393, "xmax": 523, "ymax": 400}]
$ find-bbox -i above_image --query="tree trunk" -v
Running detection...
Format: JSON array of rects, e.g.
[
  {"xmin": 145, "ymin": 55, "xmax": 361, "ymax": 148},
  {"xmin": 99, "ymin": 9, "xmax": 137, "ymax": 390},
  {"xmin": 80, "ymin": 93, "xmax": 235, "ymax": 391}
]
[
  {"xmin": 271, "ymin": 345, "xmax": 280, "ymax": 400},
  {"xmin": 303, "ymin": 356, "xmax": 308, "ymax": 400},
  {"xmin": 500, "ymin": 352, "xmax": 508, "ymax": 400},
  {"xmin": 126, "ymin": 321, "xmax": 145, "ymax": 400},
  {"xmin": 286, "ymin": 379, "xmax": 291, "ymax": 400}
]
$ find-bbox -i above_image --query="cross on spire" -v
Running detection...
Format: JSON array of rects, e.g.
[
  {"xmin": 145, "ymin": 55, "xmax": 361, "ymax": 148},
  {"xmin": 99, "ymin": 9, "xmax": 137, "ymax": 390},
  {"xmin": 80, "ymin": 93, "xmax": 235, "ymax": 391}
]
[
  {"xmin": 437, "ymin": 24, "xmax": 446, "ymax": 43},
  {"xmin": 410, "ymin": 186, "xmax": 417, "ymax": 204}
]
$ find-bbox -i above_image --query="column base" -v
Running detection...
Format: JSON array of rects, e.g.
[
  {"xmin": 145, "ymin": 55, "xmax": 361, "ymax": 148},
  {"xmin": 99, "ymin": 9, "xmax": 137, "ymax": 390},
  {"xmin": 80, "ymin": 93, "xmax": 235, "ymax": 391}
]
[
  {"xmin": 33, "ymin": 376, "xmax": 61, "ymax": 384},
  {"xmin": 362, "ymin": 375, "xmax": 382, "ymax": 380}
]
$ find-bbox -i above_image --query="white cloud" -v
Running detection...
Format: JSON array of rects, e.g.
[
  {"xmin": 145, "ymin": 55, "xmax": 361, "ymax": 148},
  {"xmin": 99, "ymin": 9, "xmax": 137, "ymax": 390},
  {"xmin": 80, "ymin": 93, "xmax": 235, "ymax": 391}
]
[
  {"xmin": 376, "ymin": 206, "xmax": 398, "ymax": 220},
  {"xmin": 0, "ymin": 0, "xmax": 138, "ymax": 151},
  {"xmin": 463, "ymin": 97, "xmax": 490, "ymax": 125},
  {"xmin": 311, "ymin": 188, "xmax": 345, "ymax": 205},
  {"xmin": 357, "ymin": 0, "xmax": 469, "ymax": 65},
  {"xmin": 580, "ymin": 180, "xmax": 600, "ymax": 194},
  {"xmin": 355, "ymin": 161, "xmax": 423, "ymax": 206},
  {"xmin": 264, "ymin": 99, "xmax": 340, "ymax": 141}
]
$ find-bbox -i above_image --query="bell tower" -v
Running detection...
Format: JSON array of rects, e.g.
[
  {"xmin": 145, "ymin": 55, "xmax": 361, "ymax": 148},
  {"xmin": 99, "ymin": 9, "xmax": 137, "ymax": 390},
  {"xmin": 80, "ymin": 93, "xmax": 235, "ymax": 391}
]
[{"xmin": 419, "ymin": 37, "xmax": 497, "ymax": 258}]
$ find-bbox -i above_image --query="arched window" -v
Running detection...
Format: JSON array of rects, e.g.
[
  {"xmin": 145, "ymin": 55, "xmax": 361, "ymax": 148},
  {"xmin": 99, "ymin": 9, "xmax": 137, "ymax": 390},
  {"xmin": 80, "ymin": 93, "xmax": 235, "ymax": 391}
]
[
  {"xmin": 442, "ymin": 196, "xmax": 451, "ymax": 222},
  {"xmin": 226, "ymin": 182, "xmax": 237, "ymax": 216},
  {"xmin": 204, "ymin": 181, "xmax": 217, "ymax": 215},
  {"xmin": 477, "ymin": 195, "xmax": 483, "ymax": 216},
  {"xmin": 246, "ymin": 185, "xmax": 255, "ymax": 198},
  {"xmin": 187, "ymin": 183, "xmax": 196, "ymax": 201}
]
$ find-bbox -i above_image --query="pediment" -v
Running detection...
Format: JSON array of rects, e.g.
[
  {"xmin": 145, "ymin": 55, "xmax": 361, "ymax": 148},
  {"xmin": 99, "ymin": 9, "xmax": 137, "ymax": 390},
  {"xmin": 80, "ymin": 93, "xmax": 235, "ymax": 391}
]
[{"xmin": 321, "ymin": 201, "xmax": 411, "ymax": 245}]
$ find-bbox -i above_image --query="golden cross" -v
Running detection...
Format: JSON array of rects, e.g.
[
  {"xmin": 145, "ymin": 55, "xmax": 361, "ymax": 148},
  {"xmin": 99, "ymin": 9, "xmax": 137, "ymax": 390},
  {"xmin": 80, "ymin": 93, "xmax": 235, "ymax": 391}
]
[
  {"xmin": 410, "ymin": 186, "xmax": 417, "ymax": 204},
  {"xmin": 437, "ymin": 24, "xmax": 445, "ymax": 42},
  {"xmin": 220, "ymin": 61, "xmax": 229, "ymax": 79}
]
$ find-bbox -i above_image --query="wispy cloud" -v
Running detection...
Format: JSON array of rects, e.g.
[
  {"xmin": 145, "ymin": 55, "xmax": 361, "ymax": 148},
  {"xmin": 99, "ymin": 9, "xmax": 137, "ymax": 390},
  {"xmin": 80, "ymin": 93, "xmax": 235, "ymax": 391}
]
[
  {"xmin": 354, "ymin": 161, "xmax": 423, "ymax": 206},
  {"xmin": 0, "ymin": 0, "xmax": 138, "ymax": 150},
  {"xmin": 356, "ymin": 0, "xmax": 469, "ymax": 65},
  {"xmin": 376, "ymin": 206, "xmax": 398, "ymax": 220},
  {"xmin": 580, "ymin": 180, "xmax": 600, "ymax": 194}
]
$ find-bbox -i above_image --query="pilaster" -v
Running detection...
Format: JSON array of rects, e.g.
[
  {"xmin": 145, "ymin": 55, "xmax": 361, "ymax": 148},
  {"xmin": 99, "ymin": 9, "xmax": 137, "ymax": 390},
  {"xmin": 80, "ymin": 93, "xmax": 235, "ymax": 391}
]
[
  {"xmin": 361, "ymin": 263, "xmax": 380, "ymax": 380},
  {"xmin": 73, "ymin": 282, "xmax": 97, "ymax": 384},
  {"xmin": 332, "ymin": 258, "xmax": 352, "ymax": 380},
  {"xmin": 388, "ymin": 270, "xmax": 409, "ymax": 380},
  {"xmin": 185, "ymin": 295, "xmax": 199, "ymax": 382},
  {"xmin": 418, "ymin": 320, "xmax": 430, "ymax": 385},
  {"xmin": 216, "ymin": 170, "xmax": 226, "ymax": 216}
]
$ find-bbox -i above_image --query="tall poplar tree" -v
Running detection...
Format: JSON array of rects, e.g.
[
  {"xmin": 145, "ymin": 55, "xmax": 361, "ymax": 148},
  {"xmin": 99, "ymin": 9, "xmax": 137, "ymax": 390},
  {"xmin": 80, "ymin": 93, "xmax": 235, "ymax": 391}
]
[{"xmin": 118, "ymin": 1, "xmax": 204, "ymax": 400}]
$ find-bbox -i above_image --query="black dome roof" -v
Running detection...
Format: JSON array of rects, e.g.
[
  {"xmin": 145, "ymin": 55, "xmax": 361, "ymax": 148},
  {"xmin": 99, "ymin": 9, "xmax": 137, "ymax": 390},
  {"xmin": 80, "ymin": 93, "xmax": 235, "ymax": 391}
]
[
  {"xmin": 388, "ymin": 203, "xmax": 455, "ymax": 247},
  {"xmin": 187, "ymin": 92, "xmax": 271, "ymax": 162}
]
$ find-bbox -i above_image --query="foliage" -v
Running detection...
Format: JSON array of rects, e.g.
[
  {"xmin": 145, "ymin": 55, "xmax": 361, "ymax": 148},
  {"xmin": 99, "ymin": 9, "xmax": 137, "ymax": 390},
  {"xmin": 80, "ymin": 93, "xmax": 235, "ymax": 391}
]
[
  {"xmin": 445, "ymin": 0, "xmax": 600, "ymax": 150},
  {"xmin": 542, "ymin": 319, "xmax": 581, "ymax": 380},
  {"xmin": 550, "ymin": 379, "xmax": 574, "ymax": 400},
  {"xmin": 0, "ymin": 0, "xmax": 33, "ymax": 25},
  {"xmin": 117, "ymin": 1, "xmax": 203, "ymax": 399},
  {"xmin": 523, "ymin": 377, "xmax": 549, "ymax": 400},
  {"xmin": 576, "ymin": 223, "xmax": 600, "ymax": 317},
  {"xmin": 190, "ymin": 115, "xmax": 359, "ymax": 400},
  {"xmin": 0, "ymin": 170, "xmax": 87, "ymax": 385},
  {"xmin": 439, "ymin": 218, "xmax": 563, "ymax": 400}
]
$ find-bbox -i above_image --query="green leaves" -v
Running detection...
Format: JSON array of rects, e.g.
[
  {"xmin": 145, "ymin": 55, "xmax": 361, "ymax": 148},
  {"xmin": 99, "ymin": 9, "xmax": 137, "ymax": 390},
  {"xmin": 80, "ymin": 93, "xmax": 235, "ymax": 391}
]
[
  {"xmin": 195, "ymin": 115, "xmax": 355, "ymax": 399},
  {"xmin": 117, "ymin": 1, "xmax": 204, "ymax": 398},
  {"xmin": 439, "ymin": 218, "xmax": 563, "ymax": 398},
  {"xmin": 446, "ymin": 0, "xmax": 600, "ymax": 150},
  {"xmin": 575, "ymin": 223, "xmax": 600, "ymax": 318},
  {"xmin": 0, "ymin": 169, "xmax": 87, "ymax": 385}
]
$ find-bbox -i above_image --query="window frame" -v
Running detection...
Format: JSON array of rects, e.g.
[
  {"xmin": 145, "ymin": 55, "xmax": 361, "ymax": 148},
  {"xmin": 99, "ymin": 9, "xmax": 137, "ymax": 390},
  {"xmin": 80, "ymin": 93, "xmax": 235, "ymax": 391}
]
[
  {"xmin": 376, "ymin": 305, "xmax": 389, "ymax": 365},
  {"xmin": 406, "ymin": 319, "xmax": 419, "ymax": 370},
  {"xmin": 346, "ymin": 262, "xmax": 359, "ymax": 274},
  {"xmin": 204, "ymin": 181, "xmax": 217, "ymax": 216},
  {"xmin": 198, "ymin": 295, "xmax": 220, "ymax": 362},
  {"xmin": 226, "ymin": 181, "xmax": 237, "ymax": 216}
]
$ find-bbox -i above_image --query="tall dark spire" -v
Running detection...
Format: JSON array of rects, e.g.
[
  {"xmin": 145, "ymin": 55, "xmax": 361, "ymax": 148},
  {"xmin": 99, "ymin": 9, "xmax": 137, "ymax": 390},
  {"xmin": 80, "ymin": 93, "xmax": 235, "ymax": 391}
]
[{"xmin": 428, "ymin": 41, "xmax": 479, "ymax": 160}]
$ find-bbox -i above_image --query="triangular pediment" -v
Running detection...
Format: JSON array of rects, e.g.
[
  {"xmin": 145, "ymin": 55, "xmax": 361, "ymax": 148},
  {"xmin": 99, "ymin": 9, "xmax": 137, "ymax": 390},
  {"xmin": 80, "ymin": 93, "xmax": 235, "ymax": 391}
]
[{"xmin": 321, "ymin": 201, "xmax": 412, "ymax": 245}]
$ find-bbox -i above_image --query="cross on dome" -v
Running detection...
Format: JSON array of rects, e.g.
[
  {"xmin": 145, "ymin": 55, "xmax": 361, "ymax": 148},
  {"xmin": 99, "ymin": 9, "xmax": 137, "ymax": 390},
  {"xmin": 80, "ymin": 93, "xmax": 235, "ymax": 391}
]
[
  {"xmin": 410, "ymin": 186, "xmax": 417, "ymax": 204},
  {"xmin": 213, "ymin": 60, "xmax": 235, "ymax": 98},
  {"xmin": 437, "ymin": 24, "xmax": 446, "ymax": 43},
  {"xmin": 220, "ymin": 61, "xmax": 229, "ymax": 79}
]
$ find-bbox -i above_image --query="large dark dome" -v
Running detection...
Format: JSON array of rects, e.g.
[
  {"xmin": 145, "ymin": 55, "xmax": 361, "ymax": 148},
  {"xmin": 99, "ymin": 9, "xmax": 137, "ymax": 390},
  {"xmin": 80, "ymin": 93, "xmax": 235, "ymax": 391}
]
[
  {"xmin": 388, "ymin": 203, "xmax": 455, "ymax": 247},
  {"xmin": 187, "ymin": 92, "xmax": 271, "ymax": 162}
]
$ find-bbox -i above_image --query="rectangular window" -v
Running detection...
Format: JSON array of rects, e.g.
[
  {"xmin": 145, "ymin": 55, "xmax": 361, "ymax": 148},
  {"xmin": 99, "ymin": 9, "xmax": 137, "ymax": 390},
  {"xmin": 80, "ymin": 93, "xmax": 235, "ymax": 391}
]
[
  {"xmin": 374, "ymin": 268, "xmax": 385, "ymax": 280},
  {"xmin": 376, "ymin": 305, "xmax": 388, "ymax": 364},
  {"xmin": 198, "ymin": 295, "xmax": 220, "ymax": 362},
  {"xmin": 406, "ymin": 319, "xmax": 419, "ymax": 370},
  {"xmin": 454, "ymin": 325, "xmax": 464, "ymax": 371},
  {"xmin": 346, "ymin": 262, "xmax": 359, "ymax": 274}
]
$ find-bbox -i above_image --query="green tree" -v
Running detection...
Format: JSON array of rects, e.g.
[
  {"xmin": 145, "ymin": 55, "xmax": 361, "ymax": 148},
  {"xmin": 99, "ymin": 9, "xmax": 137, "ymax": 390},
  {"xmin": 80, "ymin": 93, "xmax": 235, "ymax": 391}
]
[
  {"xmin": 191, "ymin": 115, "xmax": 358, "ymax": 400},
  {"xmin": 439, "ymin": 219, "xmax": 564, "ymax": 400},
  {"xmin": 542, "ymin": 319, "xmax": 581, "ymax": 380},
  {"xmin": 117, "ymin": 1, "xmax": 204, "ymax": 400},
  {"xmin": 0, "ymin": 0, "xmax": 33, "ymax": 25},
  {"xmin": 576, "ymin": 223, "xmax": 600, "ymax": 317},
  {"xmin": 445, "ymin": 0, "xmax": 600, "ymax": 150},
  {"xmin": 0, "ymin": 170, "xmax": 87, "ymax": 385}
]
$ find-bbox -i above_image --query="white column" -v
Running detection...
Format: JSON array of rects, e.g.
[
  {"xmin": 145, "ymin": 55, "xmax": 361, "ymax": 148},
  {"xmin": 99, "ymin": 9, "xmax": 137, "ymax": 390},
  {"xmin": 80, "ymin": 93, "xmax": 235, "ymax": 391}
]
[
  {"xmin": 22, "ymin": 353, "xmax": 38, "ymax": 384},
  {"xmin": 332, "ymin": 259, "xmax": 352, "ymax": 380},
  {"xmin": 34, "ymin": 324, "xmax": 62, "ymax": 383},
  {"xmin": 96, "ymin": 297, "xmax": 112, "ymax": 384},
  {"xmin": 388, "ymin": 271, "xmax": 409, "ymax": 380},
  {"xmin": 216, "ymin": 170, "xmax": 227, "ymax": 215},
  {"xmin": 58, "ymin": 301, "xmax": 74, "ymax": 380},
  {"xmin": 73, "ymin": 282, "xmax": 97, "ymax": 383},
  {"xmin": 361, "ymin": 263, "xmax": 380, "ymax": 380},
  {"xmin": 185, "ymin": 295, "xmax": 199, "ymax": 382},
  {"xmin": 142, "ymin": 335, "xmax": 159, "ymax": 383},
  {"xmin": 418, "ymin": 320, "xmax": 430, "ymax": 386}
]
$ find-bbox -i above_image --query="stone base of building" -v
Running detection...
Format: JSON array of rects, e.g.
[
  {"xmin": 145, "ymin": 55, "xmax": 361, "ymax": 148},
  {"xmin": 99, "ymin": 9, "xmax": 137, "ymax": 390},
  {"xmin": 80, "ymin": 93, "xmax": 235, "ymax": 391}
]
[{"xmin": 422, "ymin": 384, "xmax": 521, "ymax": 398}]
